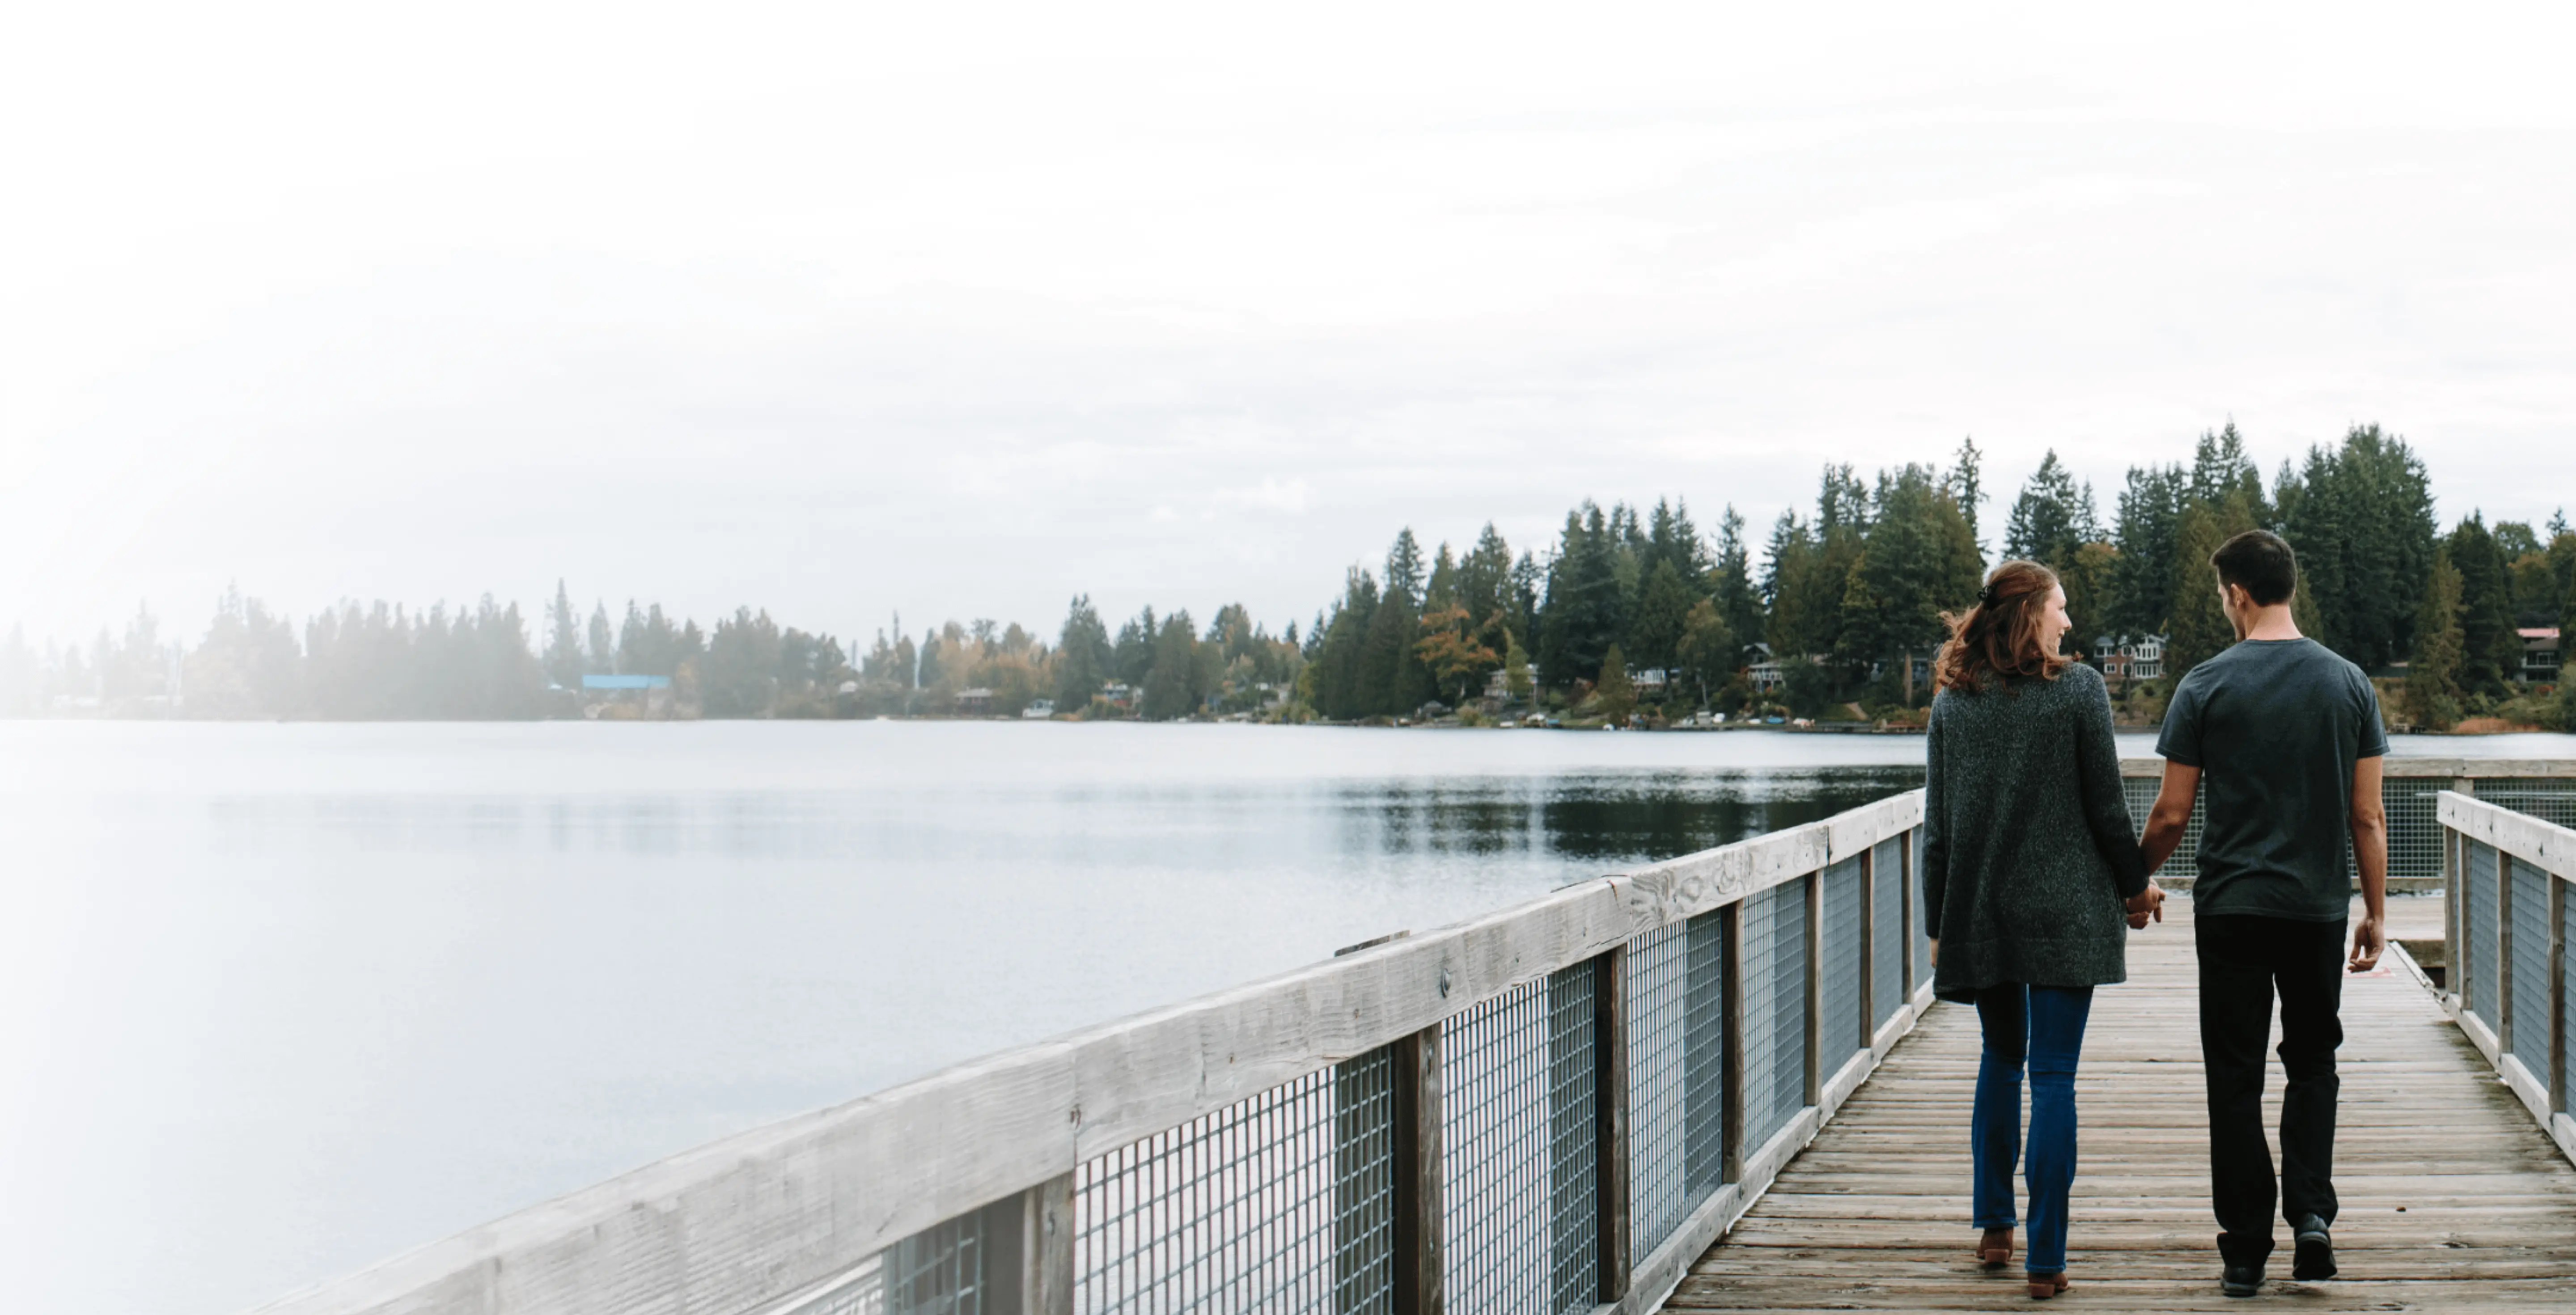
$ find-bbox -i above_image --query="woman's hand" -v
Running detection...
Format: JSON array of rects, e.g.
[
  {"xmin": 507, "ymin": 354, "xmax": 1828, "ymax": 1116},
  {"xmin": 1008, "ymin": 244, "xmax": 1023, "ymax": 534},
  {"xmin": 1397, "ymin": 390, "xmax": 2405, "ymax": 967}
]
[{"xmin": 2125, "ymin": 880, "xmax": 2165, "ymax": 930}]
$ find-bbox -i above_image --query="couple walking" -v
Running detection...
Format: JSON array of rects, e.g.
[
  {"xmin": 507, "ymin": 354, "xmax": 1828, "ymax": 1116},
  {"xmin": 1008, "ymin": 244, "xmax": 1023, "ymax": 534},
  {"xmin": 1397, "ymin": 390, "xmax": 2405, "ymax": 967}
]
[{"xmin": 1921, "ymin": 528, "xmax": 2390, "ymax": 1299}]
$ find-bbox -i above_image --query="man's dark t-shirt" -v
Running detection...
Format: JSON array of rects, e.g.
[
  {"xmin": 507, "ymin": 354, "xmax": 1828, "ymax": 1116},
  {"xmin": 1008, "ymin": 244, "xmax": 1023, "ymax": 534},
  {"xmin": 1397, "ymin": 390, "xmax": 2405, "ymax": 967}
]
[{"xmin": 2157, "ymin": 637, "xmax": 2388, "ymax": 921}]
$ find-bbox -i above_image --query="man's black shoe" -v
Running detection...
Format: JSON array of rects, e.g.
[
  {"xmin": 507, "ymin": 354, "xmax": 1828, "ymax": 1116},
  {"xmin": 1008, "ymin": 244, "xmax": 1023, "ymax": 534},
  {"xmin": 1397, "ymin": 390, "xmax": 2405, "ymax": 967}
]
[
  {"xmin": 2221, "ymin": 1262, "xmax": 2265, "ymax": 1297},
  {"xmin": 2292, "ymin": 1215, "xmax": 2337, "ymax": 1281}
]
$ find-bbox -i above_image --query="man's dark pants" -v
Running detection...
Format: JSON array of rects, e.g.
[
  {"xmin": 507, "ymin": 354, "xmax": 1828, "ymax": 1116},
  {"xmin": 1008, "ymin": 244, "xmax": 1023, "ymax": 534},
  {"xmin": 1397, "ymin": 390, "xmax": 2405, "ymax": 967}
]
[{"xmin": 2195, "ymin": 912, "xmax": 2346, "ymax": 1267}]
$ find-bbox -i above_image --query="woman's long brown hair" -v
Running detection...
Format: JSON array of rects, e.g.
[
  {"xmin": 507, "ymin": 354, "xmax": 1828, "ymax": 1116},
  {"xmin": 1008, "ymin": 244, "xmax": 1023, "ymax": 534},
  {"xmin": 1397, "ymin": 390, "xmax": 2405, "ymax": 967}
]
[{"xmin": 1934, "ymin": 559, "xmax": 2072, "ymax": 694}]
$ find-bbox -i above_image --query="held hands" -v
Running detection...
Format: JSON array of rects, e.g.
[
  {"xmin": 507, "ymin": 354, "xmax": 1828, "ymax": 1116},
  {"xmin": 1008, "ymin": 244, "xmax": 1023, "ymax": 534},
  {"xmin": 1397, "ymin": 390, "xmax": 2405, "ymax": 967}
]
[
  {"xmin": 2125, "ymin": 880, "xmax": 2165, "ymax": 931},
  {"xmin": 2347, "ymin": 915, "xmax": 2385, "ymax": 973}
]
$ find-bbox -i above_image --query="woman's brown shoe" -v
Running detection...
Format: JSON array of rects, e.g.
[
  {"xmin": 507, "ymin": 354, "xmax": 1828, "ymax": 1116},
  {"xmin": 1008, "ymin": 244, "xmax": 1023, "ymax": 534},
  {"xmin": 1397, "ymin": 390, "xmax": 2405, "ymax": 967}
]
[
  {"xmin": 1977, "ymin": 1228, "xmax": 2014, "ymax": 1268},
  {"xmin": 2027, "ymin": 1273, "xmax": 2072, "ymax": 1299}
]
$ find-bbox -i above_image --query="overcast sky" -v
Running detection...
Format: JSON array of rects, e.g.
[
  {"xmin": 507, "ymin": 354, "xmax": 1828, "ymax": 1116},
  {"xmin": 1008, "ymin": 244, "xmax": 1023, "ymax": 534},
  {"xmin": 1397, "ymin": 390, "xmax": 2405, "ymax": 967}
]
[{"xmin": 5, "ymin": 4, "xmax": 2574, "ymax": 649}]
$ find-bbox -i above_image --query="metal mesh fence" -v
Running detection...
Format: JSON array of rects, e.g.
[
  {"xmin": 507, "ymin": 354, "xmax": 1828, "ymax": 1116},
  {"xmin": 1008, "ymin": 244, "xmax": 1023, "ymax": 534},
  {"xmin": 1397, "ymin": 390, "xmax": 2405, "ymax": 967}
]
[
  {"xmin": 1818, "ymin": 857, "xmax": 1863, "ymax": 1073},
  {"xmin": 1544, "ymin": 968, "xmax": 1600, "ymax": 1313},
  {"xmin": 1740, "ymin": 880, "xmax": 1809, "ymax": 1154},
  {"xmin": 1871, "ymin": 837, "xmax": 1904, "ymax": 1028},
  {"xmin": 1623, "ymin": 911, "xmax": 1725, "ymax": 1272},
  {"xmin": 1440, "ymin": 964, "xmax": 1598, "ymax": 1315},
  {"xmin": 1074, "ymin": 1048, "xmax": 1395, "ymax": 1315},
  {"xmin": 2472, "ymin": 778, "xmax": 2576, "ymax": 831},
  {"xmin": 2121, "ymin": 776, "xmax": 2206, "ymax": 879},
  {"xmin": 2509, "ymin": 858, "xmax": 2551, "ymax": 1071},
  {"xmin": 886, "ymin": 1211, "xmax": 987, "ymax": 1315},
  {"xmin": 2383, "ymin": 778, "xmax": 2448, "ymax": 886},
  {"xmin": 2469, "ymin": 841, "xmax": 2500, "ymax": 1028}
]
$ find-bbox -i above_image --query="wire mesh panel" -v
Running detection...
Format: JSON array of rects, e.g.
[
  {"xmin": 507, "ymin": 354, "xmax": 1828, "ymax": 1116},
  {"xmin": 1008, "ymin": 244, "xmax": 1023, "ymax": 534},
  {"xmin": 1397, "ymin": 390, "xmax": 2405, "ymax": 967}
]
[
  {"xmin": 2382, "ymin": 778, "xmax": 2448, "ymax": 886},
  {"xmin": 1544, "ymin": 967, "xmax": 1600, "ymax": 1313},
  {"xmin": 2509, "ymin": 857, "xmax": 2551, "ymax": 1070},
  {"xmin": 887, "ymin": 1212, "xmax": 990, "ymax": 1315},
  {"xmin": 1440, "ymin": 963, "xmax": 1599, "ymax": 1315},
  {"xmin": 1075, "ymin": 1048, "xmax": 1395, "ymax": 1315},
  {"xmin": 1739, "ymin": 879, "xmax": 1809, "ymax": 1154},
  {"xmin": 2122, "ymin": 776, "xmax": 2206, "ymax": 879},
  {"xmin": 1623, "ymin": 910, "xmax": 1726, "ymax": 1271},
  {"xmin": 2468, "ymin": 841, "xmax": 2500, "ymax": 1028},
  {"xmin": 1872, "ymin": 836, "xmax": 1904, "ymax": 1028},
  {"xmin": 2472, "ymin": 778, "xmax": 2576, "ymax": 831},
  {"xmin": 1818, "ymin": 857, "xmax": 1863, "ymax": 1071}
]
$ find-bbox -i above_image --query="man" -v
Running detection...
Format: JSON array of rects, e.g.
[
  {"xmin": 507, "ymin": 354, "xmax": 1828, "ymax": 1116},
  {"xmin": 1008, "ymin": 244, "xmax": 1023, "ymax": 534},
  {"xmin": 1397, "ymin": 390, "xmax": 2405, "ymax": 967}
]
[{"xmin": 2139, "ymin": 528, "xmax": 2389, "ymax": 1298}]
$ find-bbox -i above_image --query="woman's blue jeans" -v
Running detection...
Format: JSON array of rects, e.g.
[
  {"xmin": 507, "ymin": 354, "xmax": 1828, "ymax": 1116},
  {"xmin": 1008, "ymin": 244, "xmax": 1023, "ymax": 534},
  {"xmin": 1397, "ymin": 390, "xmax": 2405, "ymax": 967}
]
[{"xmin": 1973, "ymin": 983, "xmax": 2094, "ymax": 1276}]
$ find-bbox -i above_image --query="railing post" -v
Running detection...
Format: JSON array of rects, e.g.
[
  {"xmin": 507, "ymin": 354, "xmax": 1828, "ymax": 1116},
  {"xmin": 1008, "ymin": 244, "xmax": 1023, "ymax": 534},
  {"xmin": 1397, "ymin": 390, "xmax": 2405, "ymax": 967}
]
[
  {"xmin": 2552, "ymin": 875, "xmax": 2567, "ymax": 1115},
  {"xmin": 2501, "ymin": 840, "xmax": 2517, "ymax": 1055},
  {"xmin": 1803, "ymin": 869, "xmax": 1824, "ymax": 1107},
  {"xmin": 1720, "ymin": 902, "xmax": 1746, "ymax": 1184},
  {"xmin": 1015, "ymin": 1173, "xmax": 1073, "ymax": 1315},
  {"xmin": 2448, "ymin": 819, "xmax": 2465, "ymax": 1006},
  {"xmin": 1594, "ymin": 948, "xmax": 1631, "ymax": 1302},
  {"xmin": 1858, "ymin": 845, "xmax": 1877, "ymax": 1044},
  {"xmin": 1390, "ymin": 1025, "xmax": 1443, "ymax": 1315},
  {"xmin": 1899, "ymin": 829, "xmax": 1917, "ymax": 1002}
]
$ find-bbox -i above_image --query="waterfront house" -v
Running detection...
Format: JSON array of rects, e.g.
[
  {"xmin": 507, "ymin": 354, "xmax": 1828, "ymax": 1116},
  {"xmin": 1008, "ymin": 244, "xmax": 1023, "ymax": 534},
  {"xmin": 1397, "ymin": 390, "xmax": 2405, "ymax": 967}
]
[
  {"xmin": 956, "ymin": 687, "xmax": 995, "ymax": 716},
  {"xmin": 2521, "ymin": 628, "xmax": 2561, "ymax": 682},
  {"xmin": 1022, "ymin": 698, "xmax": 1055, "ymax": 719}
]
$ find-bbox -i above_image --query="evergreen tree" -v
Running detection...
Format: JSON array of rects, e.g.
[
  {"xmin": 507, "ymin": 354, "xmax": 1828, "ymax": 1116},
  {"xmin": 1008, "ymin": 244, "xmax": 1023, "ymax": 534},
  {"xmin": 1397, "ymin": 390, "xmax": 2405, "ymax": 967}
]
[
  {"xmin": 1140, "ymin": 610, "xmax": 1204, "ymax": 720},
  {"xmin": 543, "ymin": 581, "xmax": 583, "ymax": 689},
  {"xmin": 2448, "ymin": 514, "xmax": 2520, "ymax": 697},
  {"xmin": 1313, "ymin": 570, "xmax": 1378, "ymax": 719},
  {"xmin": 1053, "ymin": 594, "xmax": 1114, "ymax": 710},
  {"xmin": 1503, "ymin": 631, "xmax": 1534, "ymax": 704},
  {"xmin": 1113, "ymin": 607, "xmax": 1157, "ymax": 687},
  {"xmin": 2408, "ymin": 548, "xmax": 2466, "ymax": 729},
  {"xmin": 1593, "ymin": 644, "xmax": 1636, "ymax": 723},
  {"xmin": 185, "ymin": 586, "xmax": 301, "ymax": 718},
  {"xmin": 1947, "ymin": 437, "xmax": 1987, "ymax": 552},
  {"xmin": 585, "ymin": 602, "xmax": 614, "ymax": 674},
  {"xmin": 1675, "ymin": 599, "xmax": 1736, "ymax": 709},
  {"xmin": 2165, "ymin": 501, "xmax": 2236, "ymax": 684},
  {"xmin": 1627, "ymin": 558, "xmax": 1696, "ymax": 673},
  {"xmin": 702, "ymin": 607, "xmax": 784, "ymax": 717},
  {"xmin": 2110, "ymin": 464, "xmax": 2186, "ymax": 638},
  {"xmin": 1538, "ymin": 505, "xmax": 1622, "ymax": 688},
  {"xmin": 1360, "ymin": 529, "xmax": 1434, "ymax": 714},
  {"xmin": 1709, "ymin": 505, "xmax": 1762, "ymax": 663},
  {"xmin": 1459, "ymin": 524, "xmax": 1517, "ymax": 647}
]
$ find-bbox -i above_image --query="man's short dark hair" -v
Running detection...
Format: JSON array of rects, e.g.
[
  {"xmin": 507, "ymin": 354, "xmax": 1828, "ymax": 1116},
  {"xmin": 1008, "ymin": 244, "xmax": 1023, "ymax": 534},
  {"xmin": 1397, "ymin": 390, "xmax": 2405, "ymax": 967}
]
[{"xmin": 2211, "ymin": 529, "xmax": 2297, "ymax": 607}]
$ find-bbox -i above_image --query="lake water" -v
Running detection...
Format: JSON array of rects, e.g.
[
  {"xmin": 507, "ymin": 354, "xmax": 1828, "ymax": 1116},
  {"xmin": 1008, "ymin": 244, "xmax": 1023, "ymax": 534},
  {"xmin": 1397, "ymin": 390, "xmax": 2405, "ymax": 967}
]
[{"xmin": 1, "ymin": 721, "xmax": 2567, "ymax": 1313}]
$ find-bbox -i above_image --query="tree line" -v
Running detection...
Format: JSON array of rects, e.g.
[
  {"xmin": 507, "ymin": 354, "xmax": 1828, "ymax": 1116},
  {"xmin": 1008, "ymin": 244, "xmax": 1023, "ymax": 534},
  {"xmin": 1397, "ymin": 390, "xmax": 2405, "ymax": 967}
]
[{"xmin": 5, "ymin": 424, "xmax": 2570, "ymax": 727}]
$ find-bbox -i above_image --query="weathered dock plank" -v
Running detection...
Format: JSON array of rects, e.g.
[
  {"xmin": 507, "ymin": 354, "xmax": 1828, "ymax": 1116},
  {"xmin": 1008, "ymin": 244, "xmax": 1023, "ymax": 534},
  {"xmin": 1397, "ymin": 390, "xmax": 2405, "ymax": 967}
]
[{"xmin": 1657, "ymin": 896, "xmax": 2576, "ymax": 1312}]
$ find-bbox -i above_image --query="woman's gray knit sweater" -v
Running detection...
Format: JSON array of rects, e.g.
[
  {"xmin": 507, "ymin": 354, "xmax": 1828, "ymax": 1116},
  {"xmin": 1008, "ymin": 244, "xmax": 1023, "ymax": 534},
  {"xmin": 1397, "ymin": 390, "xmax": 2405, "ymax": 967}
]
[{"xmin": 1922, "ymin": 662, "xmax": 2148, "ymax": 1003}]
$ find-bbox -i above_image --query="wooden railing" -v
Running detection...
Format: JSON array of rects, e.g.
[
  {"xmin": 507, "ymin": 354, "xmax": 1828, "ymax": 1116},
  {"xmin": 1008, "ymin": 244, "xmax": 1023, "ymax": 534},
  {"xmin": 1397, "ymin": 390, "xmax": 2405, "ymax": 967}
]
[
  {"xmin": 249, "ymin": 790, "xmax": 1936, "ymax": 1315},
  {"xmin": 2433, "ymin": 791, "xmax": 2576, "ymax": 1167}
]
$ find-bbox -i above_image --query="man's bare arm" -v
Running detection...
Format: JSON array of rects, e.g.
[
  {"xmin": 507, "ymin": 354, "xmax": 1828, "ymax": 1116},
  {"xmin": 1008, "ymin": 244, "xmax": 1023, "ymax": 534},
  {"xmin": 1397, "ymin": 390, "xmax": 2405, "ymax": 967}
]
[
  {"xmin": 2140, "ymin": 761, "xmax": 2200, "ymax": 876},
  {"xmin": 2348, "ymin": 754, "xmax": 2388, "ymax": 971}
]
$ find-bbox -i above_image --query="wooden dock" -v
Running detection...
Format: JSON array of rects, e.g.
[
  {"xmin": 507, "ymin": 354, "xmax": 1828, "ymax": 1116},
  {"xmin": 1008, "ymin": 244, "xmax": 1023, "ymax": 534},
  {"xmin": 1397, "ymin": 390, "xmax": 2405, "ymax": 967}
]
[{"xmin": 1661, "ymin": 896, "xmax": 2576, "ymax": 1312}]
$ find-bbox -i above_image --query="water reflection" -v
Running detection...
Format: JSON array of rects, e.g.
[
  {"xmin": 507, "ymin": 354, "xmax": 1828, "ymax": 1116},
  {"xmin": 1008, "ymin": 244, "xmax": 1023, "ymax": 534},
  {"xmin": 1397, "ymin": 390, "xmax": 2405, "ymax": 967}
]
[{"xmin": 1344, "ymin": 768, "xmax": 1927, "ymax": 864}]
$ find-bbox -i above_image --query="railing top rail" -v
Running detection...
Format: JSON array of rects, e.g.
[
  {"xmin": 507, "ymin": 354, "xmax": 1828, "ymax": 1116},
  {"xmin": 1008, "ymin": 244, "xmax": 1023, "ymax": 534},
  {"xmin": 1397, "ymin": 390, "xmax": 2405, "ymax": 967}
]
[
  {"xmin": 2439, "ymin": 789, "xmax": 2576, "ymax": 881},
  {"xmin": 253, "ymin": 788, "xmax": 1927, "ymax": 1315},
  {"xmin": 2118, "ymin": 756, "xmax": 2576, "ymax": 778}
]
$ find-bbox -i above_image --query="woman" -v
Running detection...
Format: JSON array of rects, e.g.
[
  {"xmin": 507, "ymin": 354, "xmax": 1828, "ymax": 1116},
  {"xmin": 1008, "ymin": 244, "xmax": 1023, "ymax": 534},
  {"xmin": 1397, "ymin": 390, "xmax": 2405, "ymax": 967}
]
[{"xmin": 1922, "ymin": 560, "xmax": 2161, "ymax": 1299}]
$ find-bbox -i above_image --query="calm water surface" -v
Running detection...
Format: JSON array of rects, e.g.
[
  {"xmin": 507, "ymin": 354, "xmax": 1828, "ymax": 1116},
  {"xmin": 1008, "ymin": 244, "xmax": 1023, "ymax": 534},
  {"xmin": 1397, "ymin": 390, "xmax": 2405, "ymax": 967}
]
[{"xmin": 0, "ymin": 720, "xmax": 2564, "ymax": 1313}]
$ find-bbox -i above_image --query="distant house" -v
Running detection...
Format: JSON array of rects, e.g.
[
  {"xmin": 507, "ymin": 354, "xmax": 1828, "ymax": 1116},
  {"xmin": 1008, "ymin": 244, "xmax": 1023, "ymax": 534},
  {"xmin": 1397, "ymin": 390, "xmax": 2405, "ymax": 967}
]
[
  {"xmin": 1022, "ymin": 697, "xmax": 1055, "ymax": 719},
  {"xmin": 956, "ymin": 687, "xmax": 995, "ymax": 716},
  {"xmin": 580, "ymin": 672, "xmax": 675, "ymax": 718},
  {"xmin": 1102, "ymin": 682, "xmax": 1135, "ymax": 710},
  {"xmin": 1631, "ymin": 667, "xmax": 1669, "ymax": 693},
  {"xmin": 2094, "ymin": 634, "xmax": 2167, "ymax": 684},
  {"xmin": 2521, "ymin": 628, "xmax": 2561, "ymax": 682}
]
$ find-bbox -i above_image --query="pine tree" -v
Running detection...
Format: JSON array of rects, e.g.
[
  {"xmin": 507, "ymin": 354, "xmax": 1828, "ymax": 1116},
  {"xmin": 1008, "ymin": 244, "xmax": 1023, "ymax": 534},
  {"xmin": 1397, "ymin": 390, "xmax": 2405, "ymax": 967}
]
[
  {"xmin": 1593, "ymin": 644, "xmax": 1636, "ymax": 724},
  {"xmin": 2448, "ymin": 515, "xmax": 2521, "ymax": 698},
  {"xmin": 1628, "ymin": 559, "xmax": 1697, "ymax": 673},
  {"xmin": 1710, "ymin": 505, "xmax": 1762, "ymax": 663},
  {"xmin": 1053, "ymin": 595, "xmax": 1113, "ymax": 711},
  {"xmin": 1140, "ymin": 610, "xmax": 1204, "ymax": 720},
  {"xmin": 544, "ymin": 581, "xmax": 584, "ymax": 689},
  {"xmin": 2408, "ymin": 549, "xmax": 2466, "ymax": 729}
]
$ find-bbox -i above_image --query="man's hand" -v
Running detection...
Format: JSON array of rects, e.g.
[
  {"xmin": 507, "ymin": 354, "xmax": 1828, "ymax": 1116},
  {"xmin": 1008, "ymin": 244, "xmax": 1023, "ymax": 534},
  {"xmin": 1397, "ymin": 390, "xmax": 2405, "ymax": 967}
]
[
  {"xmin": 2125, "ymin": 881, "xmax": 2165, "ymax": 930},
  {"xmin": 2348, "ymin": 915, "xmax": 2385, "ymax": 973},
  {"xmin": 1928, "ymin": 938, "xmax": 1938, "ymax": 967}
]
